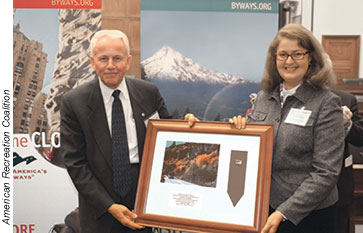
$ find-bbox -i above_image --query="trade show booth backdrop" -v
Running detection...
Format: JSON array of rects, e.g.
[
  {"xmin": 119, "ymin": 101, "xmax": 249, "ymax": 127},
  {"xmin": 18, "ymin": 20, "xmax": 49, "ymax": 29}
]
[{"xmin": 12, "ymin": 0, "xmax": 278, "ymax": 232}]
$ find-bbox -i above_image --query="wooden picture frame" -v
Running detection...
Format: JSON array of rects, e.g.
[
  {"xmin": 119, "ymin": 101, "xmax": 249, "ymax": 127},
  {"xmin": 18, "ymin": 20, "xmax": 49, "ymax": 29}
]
[{"xmin": 135, "ymin": 120, "xmax": 273, "ymax": 233}]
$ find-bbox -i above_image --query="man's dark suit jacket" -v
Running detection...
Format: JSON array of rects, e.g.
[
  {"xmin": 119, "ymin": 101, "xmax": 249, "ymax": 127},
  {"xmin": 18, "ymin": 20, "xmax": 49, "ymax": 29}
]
[
  {"xmin": 332, "ymin": 89, "xmax": 363, "ymax": 205},
  {"xmin": 60, "ymin": 76, "xmax": 169, "ymax": 233}
]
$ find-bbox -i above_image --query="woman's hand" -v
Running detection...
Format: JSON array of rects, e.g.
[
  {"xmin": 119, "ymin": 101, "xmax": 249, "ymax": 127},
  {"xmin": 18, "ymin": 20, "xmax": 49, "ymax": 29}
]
[
  {"xmin": 184, "ymin": 113, "xmax": 199, "ymax": 127},
  {"xmin": 261, "ymin": 211, "xmax": 284, "ymax": 233},
  {"xmin": 229, "ymin": 115, "xmax": 246, "ymax": 129}
]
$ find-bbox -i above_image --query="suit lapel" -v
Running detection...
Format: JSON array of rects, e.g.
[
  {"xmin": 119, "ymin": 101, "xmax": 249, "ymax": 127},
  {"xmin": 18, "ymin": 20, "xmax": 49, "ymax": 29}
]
[
  {"xmin": 125, "ymin": 77, "xmax": 148, "ymax": 157},
  {"xmin": 86, "ymin": 77, "xmax": 149, "ymax": 167},
  {"xmin": 87, "ymin": 78, "xmax": 113, "ymax": 168}
]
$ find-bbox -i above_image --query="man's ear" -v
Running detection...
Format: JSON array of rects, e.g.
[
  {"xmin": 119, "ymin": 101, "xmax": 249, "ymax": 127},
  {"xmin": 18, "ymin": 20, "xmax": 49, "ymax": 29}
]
[{"xmin": 126, "ymin": 55, "xmax": 133, "ymax": 71}]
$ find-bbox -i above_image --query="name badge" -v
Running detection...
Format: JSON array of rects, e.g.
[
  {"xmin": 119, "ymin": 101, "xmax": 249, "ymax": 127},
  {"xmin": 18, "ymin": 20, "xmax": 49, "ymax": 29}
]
[
  {"xmin": 144, "ymin": 111, "xmax": 160, "ymax": 127},
  {"xmin": 284, "ymin": 108, "xmax": 311, "ymax": 126}
]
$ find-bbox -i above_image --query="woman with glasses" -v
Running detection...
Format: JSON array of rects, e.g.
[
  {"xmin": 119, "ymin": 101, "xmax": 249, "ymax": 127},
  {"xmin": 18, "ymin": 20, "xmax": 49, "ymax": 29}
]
[
  {"xmin": 185, "ymin": 23, "xmax": 345, "ymax": 233},
  {"xmin": 237, "ymin": 24, "xmax": 344, "ymax": 233}
]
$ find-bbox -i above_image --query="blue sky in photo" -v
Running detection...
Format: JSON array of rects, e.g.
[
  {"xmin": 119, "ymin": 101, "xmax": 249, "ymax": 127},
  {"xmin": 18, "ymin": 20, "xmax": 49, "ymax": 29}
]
[
  {"xmin": 14, "ymin": 9, "xmax": 59, "ymax": 89},
  {"xmin": 166, "ymin": 141, "xmax": 186, "ymax": 148}
]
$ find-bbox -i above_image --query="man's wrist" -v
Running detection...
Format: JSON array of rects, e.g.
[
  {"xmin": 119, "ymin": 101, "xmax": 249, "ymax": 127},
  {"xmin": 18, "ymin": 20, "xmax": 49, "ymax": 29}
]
[{"xmin": 276, "ymin": 210, "xmax": 287, "ymax": 222}]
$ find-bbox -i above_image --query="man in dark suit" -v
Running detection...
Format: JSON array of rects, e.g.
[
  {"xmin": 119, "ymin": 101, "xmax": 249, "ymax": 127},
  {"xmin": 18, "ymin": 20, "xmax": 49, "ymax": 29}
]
[
  {"xmin": 332, "ymin": 89, "xmax": 363, "ymax": 233},
  {"xmin": 61, "ymin": 30, "xmax": 169, "ymax": 233}
]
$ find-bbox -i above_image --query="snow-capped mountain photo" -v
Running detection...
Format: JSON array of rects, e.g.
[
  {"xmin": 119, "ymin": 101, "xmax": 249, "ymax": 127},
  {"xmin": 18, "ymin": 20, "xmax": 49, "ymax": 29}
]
[
  {"xmin": 141, "ymin": 46, "xmax": 259, "ymax": 120},
  {"xmin": 142, "ymin": 46, "xmax": 249, "ymax": 85}
]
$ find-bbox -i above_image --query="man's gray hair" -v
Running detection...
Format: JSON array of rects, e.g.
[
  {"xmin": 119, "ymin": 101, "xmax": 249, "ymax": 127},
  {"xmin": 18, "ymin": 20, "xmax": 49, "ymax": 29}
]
[{"xmin": 90, "ymin": 30, "xmax": 130, "ymax": 56}]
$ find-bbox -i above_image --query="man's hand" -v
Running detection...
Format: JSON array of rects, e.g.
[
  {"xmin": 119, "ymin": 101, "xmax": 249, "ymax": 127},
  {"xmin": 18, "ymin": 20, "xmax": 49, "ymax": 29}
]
[
  {"xmin": 342, "ymin": 106, "xmax": 353, "ymax": 129},
  {"xmin": 261, "ymin": 211, "xmax": 284, "ymax": 233},
  {"xmin": 184, "ymin": 113, "xmax": 199, "ymax": 127},
  {"xmin": 108, "ymin": 204, "xmax": 144, "ymax": 230},
  {"xmin": 229, "ymin": 115, "xmax": 246, "ymax": 129}
]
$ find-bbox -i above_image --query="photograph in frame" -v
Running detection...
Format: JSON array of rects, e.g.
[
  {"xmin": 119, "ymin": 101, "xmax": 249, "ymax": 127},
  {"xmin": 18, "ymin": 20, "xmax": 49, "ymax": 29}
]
[
  {"xmin": 160, "ymin": 141, "xmax": 220, "ymax": 188},
  {"xmin": 135, "ymin": 120, "xmax": 274, "ymax": 233}
]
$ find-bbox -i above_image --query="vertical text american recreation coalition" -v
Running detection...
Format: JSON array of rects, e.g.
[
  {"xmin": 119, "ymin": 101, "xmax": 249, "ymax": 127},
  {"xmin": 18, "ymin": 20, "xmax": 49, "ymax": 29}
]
[{"xmin": 1, "ymin": 90, "xmax": 11, "ymax": 226}]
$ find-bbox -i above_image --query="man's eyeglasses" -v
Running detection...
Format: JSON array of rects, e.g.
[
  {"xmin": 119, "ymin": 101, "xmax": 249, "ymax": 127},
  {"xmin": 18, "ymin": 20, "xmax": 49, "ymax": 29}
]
[{"xmin": 276, "ymin": 51, "xmax": 309, "ymax": 61}]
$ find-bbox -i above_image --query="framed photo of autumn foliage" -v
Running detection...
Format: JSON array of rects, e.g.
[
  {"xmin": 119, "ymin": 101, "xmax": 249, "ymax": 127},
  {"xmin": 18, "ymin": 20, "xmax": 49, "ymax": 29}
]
[{"xmin": 135, "ymin": 120, "xmax": 273, "ymax": 233}]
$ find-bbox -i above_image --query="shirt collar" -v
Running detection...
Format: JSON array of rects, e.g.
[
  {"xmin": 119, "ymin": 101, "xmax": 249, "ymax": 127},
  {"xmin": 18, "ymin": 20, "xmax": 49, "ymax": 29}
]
[
  {"xmin": 277, "ymin": 81, "xmax": 303, "ymax": 107},
  {"xmin": 98, "ymin": 76, "xmax": 128, "ymax": 104},
  {"xmin": 280, "ymin": 81, "xmax": 301, "ymax": 95}
]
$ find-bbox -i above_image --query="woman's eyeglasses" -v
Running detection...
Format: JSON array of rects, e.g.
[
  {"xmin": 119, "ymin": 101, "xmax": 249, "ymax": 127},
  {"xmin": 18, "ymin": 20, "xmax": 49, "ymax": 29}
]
[{"xmin": 276, "ymin": 51, "xmax": 309, "ymax": 61}]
